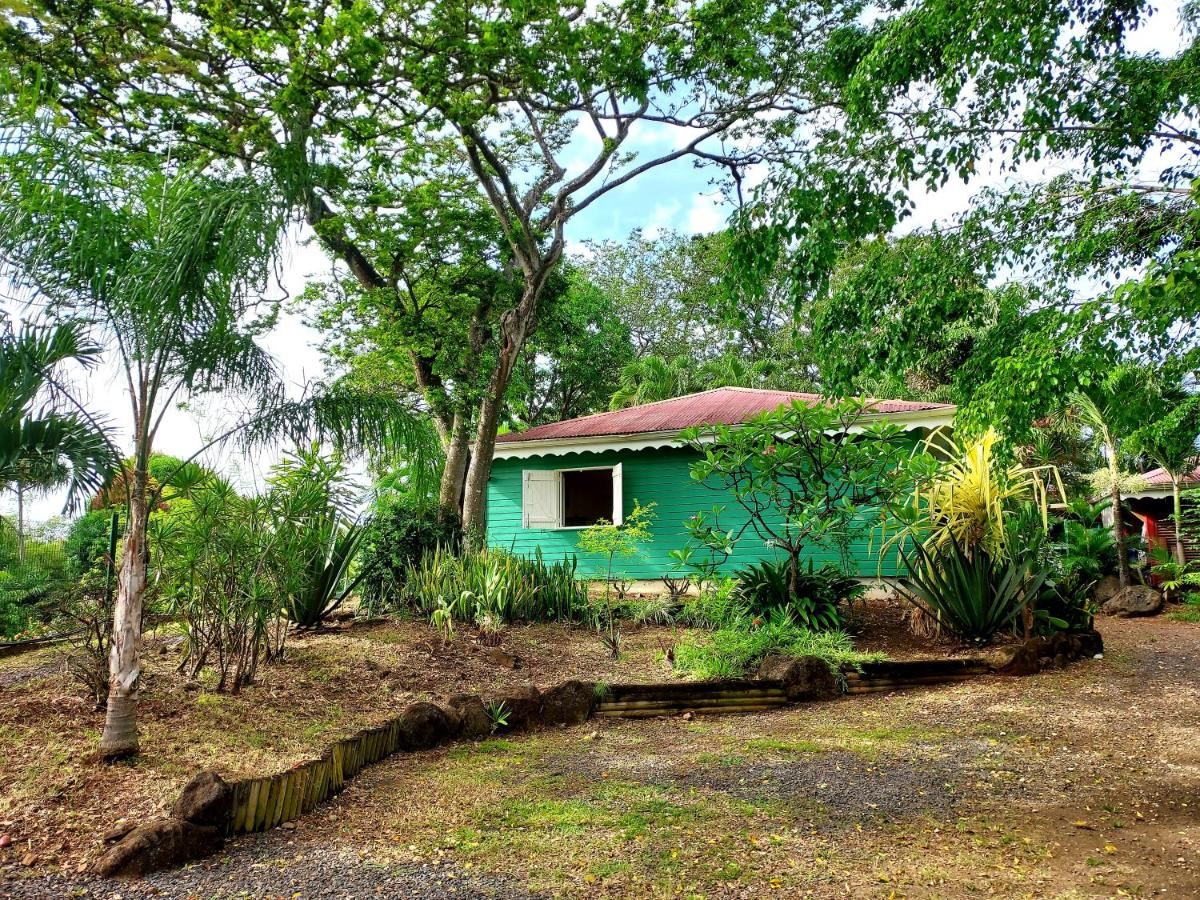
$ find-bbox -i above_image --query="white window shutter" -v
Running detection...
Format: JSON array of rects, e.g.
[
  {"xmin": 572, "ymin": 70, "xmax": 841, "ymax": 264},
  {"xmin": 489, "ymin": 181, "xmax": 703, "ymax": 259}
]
[
  {"xmin": 611, "ymin": 463, "xmax": 624, "ymax": 526},
  {"xmin": 522, "ymin": 470, "xmax": 559, "ymax": 529}
]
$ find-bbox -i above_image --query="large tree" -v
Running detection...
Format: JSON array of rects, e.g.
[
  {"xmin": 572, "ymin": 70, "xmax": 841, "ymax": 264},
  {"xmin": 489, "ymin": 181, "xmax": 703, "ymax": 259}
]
[
  {"xmin": 742, "ymin": 0, "xmax": 1200, "ymax": 439},
  {"xmin": 2, "ymin": 0, "xmax": 895, "ymax": 533}
]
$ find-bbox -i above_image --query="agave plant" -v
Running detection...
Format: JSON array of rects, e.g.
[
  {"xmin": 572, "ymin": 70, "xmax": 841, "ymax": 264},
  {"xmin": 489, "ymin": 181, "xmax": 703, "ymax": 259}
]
[
  {"xmin": 286, "ymin": 519, "xmax": 367, "ymax": 628},
  {"xmin": 901, "ymin": 535, "xmax": 1049, "ymax": 646}
]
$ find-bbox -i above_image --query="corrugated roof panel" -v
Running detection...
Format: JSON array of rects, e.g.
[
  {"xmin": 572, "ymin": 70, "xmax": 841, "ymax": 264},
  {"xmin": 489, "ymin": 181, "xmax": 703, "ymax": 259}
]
[{"xmin": 496, "ymin": 387, "xmax": 954, "ymax": 444}]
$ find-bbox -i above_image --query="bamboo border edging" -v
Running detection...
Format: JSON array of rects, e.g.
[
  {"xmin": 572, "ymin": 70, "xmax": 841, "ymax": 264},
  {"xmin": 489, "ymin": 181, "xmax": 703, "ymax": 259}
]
[
  {"xmin": 218, "ymin": 633, "xmax": 1105, "ymax": 839},
  {"xmin": 221, "ymin": 664, "xmax": 991, "ymax": 835}
]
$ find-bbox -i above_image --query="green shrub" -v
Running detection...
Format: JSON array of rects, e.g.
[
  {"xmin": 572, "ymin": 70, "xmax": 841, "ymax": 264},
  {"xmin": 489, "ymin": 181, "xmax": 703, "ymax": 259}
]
[
  {"xmin": 673, "ymin": 608, "xmax": 878, "ymax": 680},
  {"xmin": 404, "ymin": 544, "xmax": 586, "ymax": 624},
  {"xmin": 64, "ymin": 509, "xmax": 119, "ymax": 579},
  {"xmin": 735, "ymin": 558, "xmax": 862, "ymax": 631},
  {"xmin": 0, "ymin": 518, "xmax": 73, "ymax": 639},
  {"xmin": 901, "ymin": 536, "xmax": 1049, "ymax": 646},
  {"xmin": 1059, "ymin": 519, "xmax": 1117, "ymax": 582},
  {"xmin": 358, "ymin": 504, "xmax": 460, "ymax": 613},
  {"xmin": 1168, "ymin": 594, "xmax": 1200, "ymax": 623},
  {"xmin": 678, "ymin": 577, "xmax": 745, "ymax": 629}
]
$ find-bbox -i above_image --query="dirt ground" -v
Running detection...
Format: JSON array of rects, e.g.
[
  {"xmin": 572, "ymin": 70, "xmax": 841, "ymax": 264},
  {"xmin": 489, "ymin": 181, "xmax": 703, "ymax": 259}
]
[
  {"xmin": 0, "ymin": 616, "xmax": 682, "ymax": 879},
  {"xmin": 3, "ymin": 610, "xmax": 1198, "ymax": 898}
]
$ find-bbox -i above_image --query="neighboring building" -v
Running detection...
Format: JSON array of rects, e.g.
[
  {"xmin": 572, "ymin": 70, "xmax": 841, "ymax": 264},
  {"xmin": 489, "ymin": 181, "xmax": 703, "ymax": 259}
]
[
  {"xmin": 1125, "ymin": 465, "xmax": 1200, "ymax": 563},
  {"xmin": 487, "ymin": 387, "xmax": 955, "ymax": 583}
]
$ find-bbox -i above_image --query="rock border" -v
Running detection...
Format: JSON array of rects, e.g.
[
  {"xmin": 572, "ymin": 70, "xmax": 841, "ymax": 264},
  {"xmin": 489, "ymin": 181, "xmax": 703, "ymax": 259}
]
[{"xmin": 96, "ymin": 629, "xmax": 1103, "ymax": 878}]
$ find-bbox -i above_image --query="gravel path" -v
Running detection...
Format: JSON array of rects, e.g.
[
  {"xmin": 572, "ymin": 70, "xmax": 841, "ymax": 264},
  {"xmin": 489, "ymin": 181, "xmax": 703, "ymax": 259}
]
[{"xmin": 1, "ymin": 829, "xmax": 544, "ymax": 900}]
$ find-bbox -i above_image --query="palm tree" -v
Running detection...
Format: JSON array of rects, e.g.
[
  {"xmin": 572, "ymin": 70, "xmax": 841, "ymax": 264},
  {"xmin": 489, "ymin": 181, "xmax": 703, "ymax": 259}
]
[
  {"xmin": 0, "ymin": 320, "xmax": 116, "ymax": 513},
  {"xmin": 1130, "ymin": 395, "xmax": 1200, "ymax": 565},
  {"xmin": 0, "ymin": 130, "xmax": 418, "ymax": 758},
  {"xmin": 608, "ymin": 352, "xmax": 800, "ymax": 409},
  {"xmin": 1068, "ymin": 367, "xmax": 1159, "ymax": 589}
]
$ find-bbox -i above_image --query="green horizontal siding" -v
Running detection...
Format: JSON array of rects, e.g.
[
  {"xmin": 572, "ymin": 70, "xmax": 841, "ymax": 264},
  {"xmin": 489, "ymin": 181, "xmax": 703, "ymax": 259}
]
[{"xmin": 486, "ymin": 446, "xmax": 905, "ymax": 580}]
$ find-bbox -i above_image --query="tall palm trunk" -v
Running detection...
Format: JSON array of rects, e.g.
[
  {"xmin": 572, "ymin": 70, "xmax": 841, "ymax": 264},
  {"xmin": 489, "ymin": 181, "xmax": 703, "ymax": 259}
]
[
  {"xmin": 99, "ymin": 463, "xmax": 148, "ymax": 758},
  {"xmin": 1108, "ymin": 449, "xmax": 1131, "ymax": 589},
  {"xmin": 1171, "ymin": 475, "xmax": 1186, "ymax": 566}
]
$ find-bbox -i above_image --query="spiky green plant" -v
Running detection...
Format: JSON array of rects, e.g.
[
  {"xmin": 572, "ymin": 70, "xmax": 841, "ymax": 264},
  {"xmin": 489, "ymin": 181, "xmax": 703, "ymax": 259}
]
[{"xmin": 901, "ymin": 536, "xmax": 1049, "ymax": 646}]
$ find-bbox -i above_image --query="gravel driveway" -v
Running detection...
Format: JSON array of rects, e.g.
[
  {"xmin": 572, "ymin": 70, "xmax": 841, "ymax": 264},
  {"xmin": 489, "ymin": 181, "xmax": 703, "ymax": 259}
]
[{"xmin": 2, "ymin": 828, "xmax": 544, "ymax": 899}]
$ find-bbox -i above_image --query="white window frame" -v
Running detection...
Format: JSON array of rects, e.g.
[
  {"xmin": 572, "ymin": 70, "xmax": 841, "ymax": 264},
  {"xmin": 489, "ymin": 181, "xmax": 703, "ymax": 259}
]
[{"xmin": 521, "ymin": 463, "xmax": 623, "ymax": 530}]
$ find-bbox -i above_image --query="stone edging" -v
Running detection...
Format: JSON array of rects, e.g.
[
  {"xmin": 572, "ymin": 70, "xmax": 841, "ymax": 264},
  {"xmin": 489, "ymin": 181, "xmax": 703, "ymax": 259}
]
[{"xmin": 94, "ymin": 628, "xmax": 1103, "ymax": 878}]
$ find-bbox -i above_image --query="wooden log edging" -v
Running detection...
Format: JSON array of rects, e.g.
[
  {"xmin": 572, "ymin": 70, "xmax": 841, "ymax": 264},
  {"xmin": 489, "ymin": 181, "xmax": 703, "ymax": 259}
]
[
  {"xmin": 225, "ymin": 718, "xmax": 407, "ymax": 836},
  {"xmin": 104, "ymin": 630, "xmax": 1107, "ymax": 878}
]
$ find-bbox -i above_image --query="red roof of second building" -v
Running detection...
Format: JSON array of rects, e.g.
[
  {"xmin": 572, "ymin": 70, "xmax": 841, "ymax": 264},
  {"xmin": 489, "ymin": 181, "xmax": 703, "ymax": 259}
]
[
  {"xmin": 496, "ymin": 387, "xmax": 953, "ymax": 444},
  {"xmin": 1142, "ymin": 465, "xmax": 1200, "ymax": 486}
]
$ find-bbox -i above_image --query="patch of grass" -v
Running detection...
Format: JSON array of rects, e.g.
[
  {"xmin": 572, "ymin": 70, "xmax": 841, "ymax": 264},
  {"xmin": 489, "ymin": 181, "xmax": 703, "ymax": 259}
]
[
  {"xmin": 587, "ymin": 860, "xmax": 632, "ymax": 879},
  {"xmin": 448, "ymin": 738, "xmax": 520, "ymax": 759},
  {"xmin": 305, "ymin": 665, "xmax": 344, "ymax": 684},
  {"xmin": 1167, "ymin": 598, "xmax": 1200, "ymax": 622},
  {"xmin": 743, "ymin": 737, "xmax": 824, "ymax": 755},
  {"xmin": 673, "ymin": 617, "xmax": 883, "ymax": 680},
  {"xmin": 695, "ymin": 751, "xmax": 748, "ymax": 767}
]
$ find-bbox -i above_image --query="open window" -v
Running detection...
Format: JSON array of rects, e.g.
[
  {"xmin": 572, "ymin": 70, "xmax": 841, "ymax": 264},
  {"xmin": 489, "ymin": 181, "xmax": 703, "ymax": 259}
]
[{"xmin": 522, "ymin": 464, "xmax": 623, "ymax": 529}]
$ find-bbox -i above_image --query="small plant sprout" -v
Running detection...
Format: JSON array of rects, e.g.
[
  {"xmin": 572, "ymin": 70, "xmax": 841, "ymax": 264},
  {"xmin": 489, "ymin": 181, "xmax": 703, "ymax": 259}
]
[
  {"xmin": 430, "ymin": 597, "xmax": 456, "ymax": 646},
  {"xmin": 576, "ymin": 500, "xmax": 656, "ymax": 658},
  {"xmin": 486, "ymin": 700, "xmax": 510, "ymax": 733}
]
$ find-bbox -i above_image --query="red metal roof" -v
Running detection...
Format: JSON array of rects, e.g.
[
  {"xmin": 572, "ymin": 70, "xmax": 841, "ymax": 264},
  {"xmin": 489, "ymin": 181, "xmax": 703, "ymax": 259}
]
[
  {"xmin": 496, "ymin": 387, "xmax": 954, "ymax": 444},
  {"xmin": 1142, "ymin": 465, "xmax": 1200, "ymax": 486}
]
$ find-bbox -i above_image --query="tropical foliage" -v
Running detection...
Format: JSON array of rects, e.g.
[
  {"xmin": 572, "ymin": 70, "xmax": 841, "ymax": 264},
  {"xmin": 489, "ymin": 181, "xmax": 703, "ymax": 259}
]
[
  {"xmin": 680, "ymin": 397, "xmax": 920, "ymax": 598},
  {"xmin": 889, "ymin": 429, "xmax": 1061, "ymax": 565},
  {"xmin": 0, "ymin": 320, "xmax": 116, "ymax": 512},
  {"xmin": 403, "ymin": 545, "xmax": 587, "ymax": 627},
  {"xmin": 151, "ymin": 448, "xmax": 367, "ymax": 689},
  {"xmin": 358, "ymin": 504, "xmax": 461, "ymax": 615},
  {"xmin": 735, "ymin": 558, "xmax": 862, "ymax": 632}
]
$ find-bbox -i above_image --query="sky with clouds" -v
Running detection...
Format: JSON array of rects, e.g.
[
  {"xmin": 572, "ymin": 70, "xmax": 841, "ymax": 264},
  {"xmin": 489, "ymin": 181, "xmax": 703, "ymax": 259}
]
[{"xmin": 5, "ymin": 0, "xmax": 1186, "ymax": 523}]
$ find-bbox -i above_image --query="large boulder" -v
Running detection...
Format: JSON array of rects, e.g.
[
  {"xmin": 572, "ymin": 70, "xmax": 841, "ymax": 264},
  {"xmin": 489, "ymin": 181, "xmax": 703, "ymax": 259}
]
[
  {"xmin": 541, "ymin": 680, "xmax": 595, "ymax": 726},
  {"xmin": 1102, "ymin": 585, "xmax": 1163, "ymax": 618},
  {"xmin": 1093, "ymin": 575, "xmax": 1123, "ymax": 607},
  {"xmin": 490, "ymin": 683, "xmax": 542, "ymax": 731},
  {"xmin": 446, "ymin": 694, "xmax": 492, "ymax": 740},
  {"xmin": 757, "ymin": 655, "xmax": 838, "ymax": 701},
  {"xmin": 397, "ymin": 702, "xmax": 456, "ymax": 751},
  {"xmin": 170, "ymin": 771, "xmax": 232, "ymax": 829},
  {"xmin": 94, "ymin": 819, "xmax": 223, "ymax": 878}
]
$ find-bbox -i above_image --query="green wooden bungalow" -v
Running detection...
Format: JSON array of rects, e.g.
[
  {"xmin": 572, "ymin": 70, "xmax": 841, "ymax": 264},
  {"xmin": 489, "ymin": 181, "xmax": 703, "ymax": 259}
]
[{"xmin": 487, "ymin": 387, "xmax": 956, "ymax": 586}]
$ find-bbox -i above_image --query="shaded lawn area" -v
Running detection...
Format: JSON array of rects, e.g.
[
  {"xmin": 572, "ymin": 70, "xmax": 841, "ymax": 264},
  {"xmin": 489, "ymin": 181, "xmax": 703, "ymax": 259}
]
[{"xmin": 123, "ymin": 615, "xmax": 1195, "ymax": 900}]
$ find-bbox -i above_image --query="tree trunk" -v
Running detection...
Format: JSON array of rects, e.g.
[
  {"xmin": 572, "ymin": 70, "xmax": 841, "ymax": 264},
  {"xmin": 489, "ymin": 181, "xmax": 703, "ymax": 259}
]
[
  {"xmin": 461, "ymin": 387, "xmax": 504, "ymax": 540},
  {"xmin": 99, "ymin": 466, "xmax": 148, "ymax": 759},
  {"xmin": 461, "ymin": 283, "xmax": 545, "ymax": 538},
  {"xmin": 1172, "ymin": 476, "xmax": 1187, "ymax": 566},
  {"xmin": 439, "ymin": 413, "xmax": 470, "ymax": 520},
  {"xmin": 1110, "ymin": 479, "xmax": 1131, "ymax": 589},
  {"xmin": 15, "ymin": 481, "xmax": 24, "ymax": 565}
]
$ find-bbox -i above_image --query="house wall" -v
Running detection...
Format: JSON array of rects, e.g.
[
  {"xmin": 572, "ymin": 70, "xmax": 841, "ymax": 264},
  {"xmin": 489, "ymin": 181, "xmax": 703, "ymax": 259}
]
[{"xmin": 486, "ymin": 445, "xmax": 909, "ymax": 580}]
